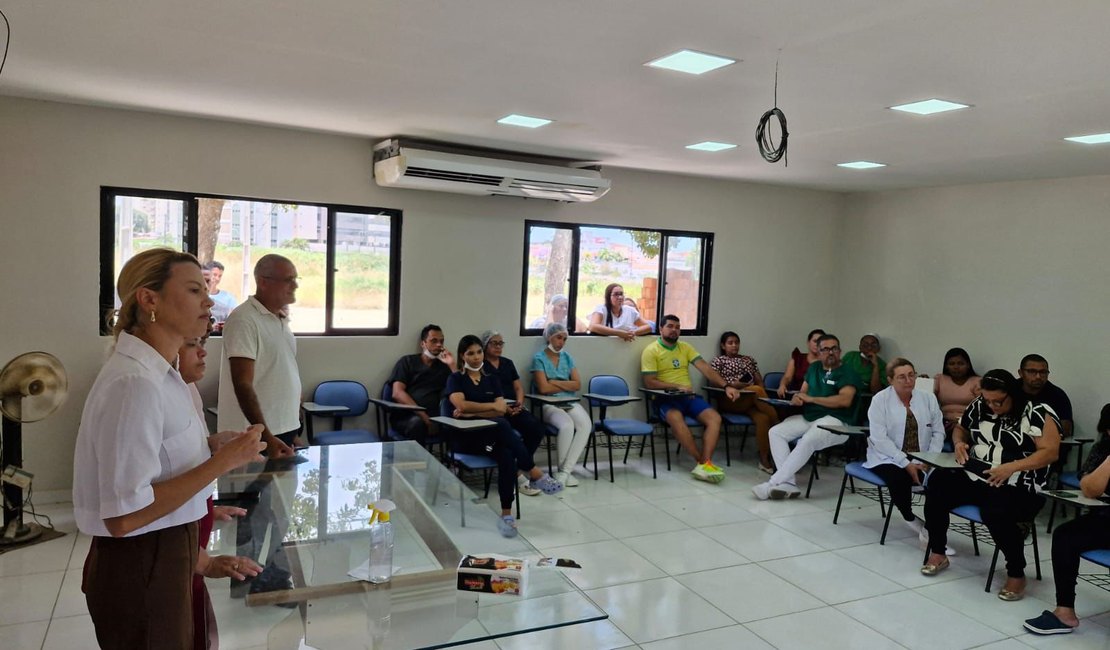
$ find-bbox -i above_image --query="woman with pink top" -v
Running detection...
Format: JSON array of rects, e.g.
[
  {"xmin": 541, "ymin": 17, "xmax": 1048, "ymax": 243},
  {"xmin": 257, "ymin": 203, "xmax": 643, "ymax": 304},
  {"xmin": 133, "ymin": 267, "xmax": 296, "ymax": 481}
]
[{"xmin": 933, "ymin": 347, "xmax": 981, "ymax": 441}]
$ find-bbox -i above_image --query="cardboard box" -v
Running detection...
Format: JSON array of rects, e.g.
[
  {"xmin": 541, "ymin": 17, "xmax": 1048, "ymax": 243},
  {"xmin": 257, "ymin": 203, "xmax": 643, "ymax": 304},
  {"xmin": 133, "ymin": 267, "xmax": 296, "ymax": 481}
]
[{"xmin": 456, "ymin": 555, "xmax": 526, "ymax": 596}]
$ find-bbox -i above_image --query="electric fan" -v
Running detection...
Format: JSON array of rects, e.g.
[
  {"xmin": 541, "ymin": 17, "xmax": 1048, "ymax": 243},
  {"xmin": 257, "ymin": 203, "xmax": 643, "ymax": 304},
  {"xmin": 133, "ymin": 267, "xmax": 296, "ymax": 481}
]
[{"xmin": 0, "ymin": 351, "xmax": 67, "ymax": 545}]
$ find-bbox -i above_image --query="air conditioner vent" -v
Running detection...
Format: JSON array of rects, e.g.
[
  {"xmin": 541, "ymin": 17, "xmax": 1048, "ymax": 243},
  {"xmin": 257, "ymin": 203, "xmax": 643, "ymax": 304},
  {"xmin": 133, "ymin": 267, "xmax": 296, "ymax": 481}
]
[{"xmin": 404, "ymin": 166, "xmax": 504, "ymax": 186}]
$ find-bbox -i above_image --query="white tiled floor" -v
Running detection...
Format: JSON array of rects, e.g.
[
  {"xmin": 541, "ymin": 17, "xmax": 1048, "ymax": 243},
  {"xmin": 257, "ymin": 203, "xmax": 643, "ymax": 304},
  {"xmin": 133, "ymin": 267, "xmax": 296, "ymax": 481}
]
[{"xmin": 4, "ymin": 449, "xmax": 1109, "ymax": 649}]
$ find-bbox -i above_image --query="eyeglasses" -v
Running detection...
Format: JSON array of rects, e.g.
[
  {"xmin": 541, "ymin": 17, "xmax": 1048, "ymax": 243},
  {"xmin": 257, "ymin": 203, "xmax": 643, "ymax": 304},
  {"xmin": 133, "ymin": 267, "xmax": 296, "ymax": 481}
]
[
  {"xmin": 612, "ymin": 292, "xmax": 625, "ymax": 297},
  {"xmin": 983, "ymin": 395, "xmax": 1010, "ymax": 408},
  {"xmin": 818, "ymin": 346, "xmax": 841, "ymax": 353},
  {"xmin": 892, "ymin": 371, "xmax": 917, "ymax": 382},
  {"xmin": 1021, "ymin": 368, "xmax": 1050, "ymax": 377},
  {"xmin": 487, "ymin": 340, "xmax": 505, "ymax": 347}
]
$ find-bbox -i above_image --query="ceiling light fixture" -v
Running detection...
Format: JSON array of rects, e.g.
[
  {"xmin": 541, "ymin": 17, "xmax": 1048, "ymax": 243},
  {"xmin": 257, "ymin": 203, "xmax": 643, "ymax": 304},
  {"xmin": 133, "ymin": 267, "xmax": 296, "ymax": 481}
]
[
  {"xmin": 497, "ymin": 114, "xmax": 552, "ymax": 128},
  {"xmin": 888, "ymin": 99, "xmax": 970, "ymax": 115},
  {"xmin": 686, "ymin": 141, "xmax": 737, "ymax": 152},
  {"xmin": 837, "ymin": 161, "xmax": 886, "ymax": 169},
  {"xmin": 1064, "ymin": 132, "xmax": 1110, "ymax": 144},
  {"xmin": 646, "ymin": 49, "xmax": 735, "ymax": 75}
]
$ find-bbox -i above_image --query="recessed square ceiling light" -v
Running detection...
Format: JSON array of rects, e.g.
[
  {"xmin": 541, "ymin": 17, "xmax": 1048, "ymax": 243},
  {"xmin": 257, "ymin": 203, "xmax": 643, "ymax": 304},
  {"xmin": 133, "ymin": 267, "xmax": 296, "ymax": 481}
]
[
  {"xmin": 1065, "ymin": 132, "xmax": 1110, "ymax": 144},
  {"xmin": 497, "ymin": 114, "xmax": 552, "ymax": 128},
  {"xmin": 686, "ymin": 141, "xmax": 737, "ymax": 152},
  {"xmin": 888, "ymin": 99, "xmax": 970, "ymax": 115},
  {"xmin": 646, "ymin": 49, "xmax": 735, "ymax": 75},
  {"xmin": 837, "ymin": 161, "xmax": 886, "ymax": 169}
]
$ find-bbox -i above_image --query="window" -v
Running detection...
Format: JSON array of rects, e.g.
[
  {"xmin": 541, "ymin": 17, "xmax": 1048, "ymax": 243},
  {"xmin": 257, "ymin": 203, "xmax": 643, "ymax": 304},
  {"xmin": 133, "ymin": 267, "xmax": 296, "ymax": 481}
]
[
  {"xmin": 520, "ymin": 221, "xmax": 713, "ymax": 335},
  {"xmin": 100, "ymin": 187, "xmax": 402, "ymax": 336}
]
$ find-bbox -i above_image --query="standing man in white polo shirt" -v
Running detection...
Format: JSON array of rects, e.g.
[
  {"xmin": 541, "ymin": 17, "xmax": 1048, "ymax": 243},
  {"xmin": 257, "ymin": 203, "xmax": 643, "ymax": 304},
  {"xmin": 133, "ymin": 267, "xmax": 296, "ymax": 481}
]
[
  {"xmin": 218, "ymin": 254, "xmax": 302, "ymax": 458},
  {"xmin": 217, "ymin": 253, "xmax": 302, "ymax": 598}
]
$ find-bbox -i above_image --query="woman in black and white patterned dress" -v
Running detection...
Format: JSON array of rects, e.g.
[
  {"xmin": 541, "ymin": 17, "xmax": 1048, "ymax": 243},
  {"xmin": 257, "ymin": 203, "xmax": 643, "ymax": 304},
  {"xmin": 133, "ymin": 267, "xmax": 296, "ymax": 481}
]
[{"xmin": 919, "ymin": 369, "xmax": 1061, "ymax": 602}]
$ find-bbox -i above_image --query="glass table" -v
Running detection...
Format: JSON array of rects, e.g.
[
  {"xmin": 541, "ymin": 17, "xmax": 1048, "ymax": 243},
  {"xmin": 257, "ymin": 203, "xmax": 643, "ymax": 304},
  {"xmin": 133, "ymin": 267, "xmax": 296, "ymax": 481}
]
[{"xmin": 209, "ymin": 441, "xmax": 607, "ymax": 649}]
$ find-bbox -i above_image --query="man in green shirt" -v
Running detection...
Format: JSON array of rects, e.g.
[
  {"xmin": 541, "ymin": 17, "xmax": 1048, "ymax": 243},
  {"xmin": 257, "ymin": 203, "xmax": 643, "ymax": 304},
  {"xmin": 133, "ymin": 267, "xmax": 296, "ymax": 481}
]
[
  {"xmin": 641, "ymin": 315, "xmax": 741, "ymax": 483},
  {"xmin": 753, "ymin": 334, "xmax": 859, "ymax": 500}
]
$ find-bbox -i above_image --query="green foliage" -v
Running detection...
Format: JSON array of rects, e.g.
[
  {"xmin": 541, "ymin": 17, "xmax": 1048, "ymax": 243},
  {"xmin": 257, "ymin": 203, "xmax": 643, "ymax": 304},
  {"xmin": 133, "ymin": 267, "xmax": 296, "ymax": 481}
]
[
  {"xmin": 625, "ymin": 230, "xmax": 660, "ymax": 258},
  {"xmin": 281, "ymin": 237, "xmax": 310, "ymax": 251}
]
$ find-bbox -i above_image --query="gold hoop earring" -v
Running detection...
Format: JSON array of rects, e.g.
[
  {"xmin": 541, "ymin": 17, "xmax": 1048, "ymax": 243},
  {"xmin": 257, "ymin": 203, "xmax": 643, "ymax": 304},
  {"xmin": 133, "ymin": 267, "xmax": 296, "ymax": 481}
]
[{"xmin": 150, "ymin": 310, "xmax": 157, "ymax": 323}]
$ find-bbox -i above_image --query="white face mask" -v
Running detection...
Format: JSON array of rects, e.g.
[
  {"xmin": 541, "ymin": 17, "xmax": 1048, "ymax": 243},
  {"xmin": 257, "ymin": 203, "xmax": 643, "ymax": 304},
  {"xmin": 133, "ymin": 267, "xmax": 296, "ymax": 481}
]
[
  {"xmin": 464, "ymin": 362, "xmax": 484, "ymax": 372},
  {"xmin": 547, "ymin": 343, "xmax": 560, "ymax": 353},
  {"xmin": 422, "ymin": 348, "xmax": 439, "ymax": 360}
]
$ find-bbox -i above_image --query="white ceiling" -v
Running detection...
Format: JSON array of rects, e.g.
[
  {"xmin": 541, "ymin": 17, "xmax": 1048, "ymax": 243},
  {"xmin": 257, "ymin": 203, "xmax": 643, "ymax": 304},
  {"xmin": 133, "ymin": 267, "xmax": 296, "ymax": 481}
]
[{"xmin": 4, "ymin": 0, "xmax": 1110, "ymax": 191}]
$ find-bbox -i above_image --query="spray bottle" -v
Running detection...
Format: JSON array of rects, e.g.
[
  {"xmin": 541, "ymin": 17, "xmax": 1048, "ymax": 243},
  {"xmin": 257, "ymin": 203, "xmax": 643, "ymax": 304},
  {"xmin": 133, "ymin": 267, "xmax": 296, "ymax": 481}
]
[{"xmin": 367, "ymin": 499, "xmax": 396, "ymax": 584}]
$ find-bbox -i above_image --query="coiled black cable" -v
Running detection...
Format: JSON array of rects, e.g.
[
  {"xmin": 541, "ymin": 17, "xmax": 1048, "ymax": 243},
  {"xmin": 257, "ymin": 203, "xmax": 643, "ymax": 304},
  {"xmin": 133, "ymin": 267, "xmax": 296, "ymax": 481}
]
[
  {"xmin": 755, "ymin": 58, "xmax": 788, "ymax": 165},
  {"xmin": 756, "ymin": 107, "xmax": 788, "ymax": 164},
  {"xmin": 0, "ymin": 8, "xmax": 10, "ymax": 82}
]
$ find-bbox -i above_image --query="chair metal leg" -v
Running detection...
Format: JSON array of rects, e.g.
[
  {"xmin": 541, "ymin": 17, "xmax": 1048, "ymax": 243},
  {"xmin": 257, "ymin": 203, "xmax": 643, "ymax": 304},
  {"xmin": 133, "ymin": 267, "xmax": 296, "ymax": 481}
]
[
  {"xmin": 623, "ymin": 437, "xmax": 633, "ymax": 464},
  {"xmin": 591, "ymin": 432, "xmax": 599, "ymax": 480},
  {"xmin": 986, "ymin": 546, "xmax": 1000, "ymax": 592},
  {"xmin": 663, "ymin": 427, "xmax": 672, "ymax": 471},
  {"xmin": 607, "ymin": 433, "xmax": 615, "ymax": 483},
  {"xmin": 877, "ymin": 486, "xmax": 887, "ymax": 519},
  {"xmin": 649, "ymin": 433, "xmax": 657, "ymax": 479},
  {"xmin": 546, "ymin": 436, "xmax": 554, "ymax": 475},
  {"xmin": 879, "ymin": 488, "xmax": 893, "ymax": 545},
  {"xmin": 515, "ymin": 482, "xmax": 521, "ymax": 520},
  {"xmin": 833, "ymin": 471, "xmax": 850, "ymax": 524},
  {"xmin": 724, "ymin": 426, "xmax": 731, "ymax": 467},
  {"xmin": 1046, "ymin": 499, "xmax": 1059, "ymax": 533},
  {"xmin": 805, "ymin": 458, "xmax": 818, "ymax": 498},
  {"xmin": 1032, "ymin": 523, "xmax": 1042, "ymax": 580},
  {"xmin": 483, "ymin": 469, "xmax": 492, "ymax": 499},
  {"xmin": 970, "ymin": 522, "xmax": 980, "ymax": 556}
]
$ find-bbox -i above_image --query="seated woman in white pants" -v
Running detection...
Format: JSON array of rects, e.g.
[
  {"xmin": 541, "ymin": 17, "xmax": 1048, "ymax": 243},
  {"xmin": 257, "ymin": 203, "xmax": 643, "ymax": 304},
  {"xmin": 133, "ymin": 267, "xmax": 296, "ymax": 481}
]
[
  {"xmin": 532, "ymin": 322, "xmax": 593, "ymax": 486},
  {"xmin": 753, "ymin": 334, "xmax": 859, "ymax": 500}
]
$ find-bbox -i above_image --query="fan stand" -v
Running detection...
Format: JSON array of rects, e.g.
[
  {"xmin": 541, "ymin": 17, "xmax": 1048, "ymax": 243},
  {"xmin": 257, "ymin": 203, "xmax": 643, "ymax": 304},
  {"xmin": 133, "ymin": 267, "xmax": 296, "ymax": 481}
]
[{"xmin": 1, "ymin": 415, "xmax": 45, "ymax": 546}]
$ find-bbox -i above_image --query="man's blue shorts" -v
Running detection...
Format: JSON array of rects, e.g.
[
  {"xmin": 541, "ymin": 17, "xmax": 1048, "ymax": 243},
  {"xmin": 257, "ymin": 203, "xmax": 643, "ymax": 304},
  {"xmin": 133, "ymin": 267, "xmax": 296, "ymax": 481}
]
[{"xmin": 656, "ymin": 394, "xmax": 713, "ymax": 421}]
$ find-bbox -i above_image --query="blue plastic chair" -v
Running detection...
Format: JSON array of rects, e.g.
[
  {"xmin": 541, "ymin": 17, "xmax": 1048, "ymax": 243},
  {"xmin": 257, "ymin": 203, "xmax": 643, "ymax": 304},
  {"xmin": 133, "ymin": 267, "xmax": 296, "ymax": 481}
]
[
  {"xmin": 587, "ymin": 375, "xmax": 656, "ymax": 480},
  {"xmin": 1079, "ymin": 549, "xmax": 1110, "ymax": 591},
  {"xmin": 833, "ymin": 462, "xmax": 895, "ymax": 544},
  {"xmin": 763, "ymin": 371, "xmax": 785, "ymax": 393},
  {"xmin": 640, "ymin": 389, "xmax": 711, "ymax": 471},
  {"xmin": 933, "ymin": 504, "xmax": 1041, "ymax": 592},
  {"xmin": 305, "ymin": 380, "xmax": 378, "ymax": 446},
  {"xmin": 436, "ymin": 398, "xmax": 519, "ymax": 520}
]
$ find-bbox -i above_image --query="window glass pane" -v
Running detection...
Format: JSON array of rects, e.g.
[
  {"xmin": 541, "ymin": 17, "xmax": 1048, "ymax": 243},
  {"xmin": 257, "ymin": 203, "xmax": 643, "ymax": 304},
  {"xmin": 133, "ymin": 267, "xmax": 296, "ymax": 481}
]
[
  {"xmin": 332, "ymin": 211, "xmax": 393, "ymax": 329},
  {"xmin": 662, "ymin": 236, "xmax": 704, "ymax": 330},
  {"xmin": 576, "ymin": 227, "xmax": 659, "ymax": 329},
  {"xmin": 524, "ymin": 225, "xmax": 574, "ymax": 331},
  {"xmin": 112, "ymin": 195, "xmax": 185, "ymax": 309},
  {"xmin": 207, "ymin": 199, "xmax": 327, "ymax": 335}
]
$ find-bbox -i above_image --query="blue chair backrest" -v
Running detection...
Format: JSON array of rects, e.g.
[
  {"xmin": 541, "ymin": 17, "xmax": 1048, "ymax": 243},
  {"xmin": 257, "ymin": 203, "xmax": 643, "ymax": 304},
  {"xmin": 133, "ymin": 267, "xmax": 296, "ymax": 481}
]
[
  {"xmin": 382, "ymin": 381, "xmax": 393, "ymax": 402},
  {"xmin": 764, "ymin": 371, "xmax": 784, "ymax": 392},
  {"xmin": 589, "ymin": 374, "xmax": 630, "ymax": 399},
  {"xmin": 439, "ymin": 397, "xmax": 453, "ymax": 417},
  {"xmin": 314, "ymin": 380, "xmax": 369, "ymax": 417}
]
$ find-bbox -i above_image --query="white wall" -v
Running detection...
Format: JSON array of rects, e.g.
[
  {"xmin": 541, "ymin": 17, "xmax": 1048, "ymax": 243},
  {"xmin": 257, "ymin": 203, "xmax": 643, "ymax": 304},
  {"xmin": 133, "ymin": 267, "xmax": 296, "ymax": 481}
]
[
  {"xmin": 838, "ymin": 176, "xmax": 1110, "ymax": 436},
  {"xmin": 0, "ymin": 96, "xmax": 843, "ymax": 492}
]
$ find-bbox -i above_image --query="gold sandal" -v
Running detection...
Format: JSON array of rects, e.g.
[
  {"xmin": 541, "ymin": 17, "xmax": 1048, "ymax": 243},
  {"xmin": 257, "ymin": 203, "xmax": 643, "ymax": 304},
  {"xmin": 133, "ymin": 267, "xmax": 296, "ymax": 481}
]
[
  {"xmin": 998, "ymin": 578, "xmax": 1026, "ymax": 601},
  {"xmin": 920, "ymin": 557, "xmax": 950, "ymax": 576}
]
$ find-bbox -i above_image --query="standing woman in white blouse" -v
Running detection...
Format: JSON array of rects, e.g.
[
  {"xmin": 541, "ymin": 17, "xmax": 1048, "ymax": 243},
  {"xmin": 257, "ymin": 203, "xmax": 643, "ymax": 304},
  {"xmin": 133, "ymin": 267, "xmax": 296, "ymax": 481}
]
[
  {"xmin": 863, "ymin": 358, "xmax": 945, "ymax": 536},
  {"xmin": 74, "ymin": 248, "xmax": 266, "ymax": 650}
]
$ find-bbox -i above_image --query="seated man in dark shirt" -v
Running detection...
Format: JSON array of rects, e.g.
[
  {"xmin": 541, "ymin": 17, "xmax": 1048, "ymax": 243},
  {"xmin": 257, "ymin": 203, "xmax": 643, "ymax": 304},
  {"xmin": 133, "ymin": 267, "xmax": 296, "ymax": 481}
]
[
  {"xmin": 387, "ymin": 324, "xmax": 454, "ymax": 444},
  {"xmin": 1018, "ymin": 354, "xmax": 1073, "ymax": 438}
]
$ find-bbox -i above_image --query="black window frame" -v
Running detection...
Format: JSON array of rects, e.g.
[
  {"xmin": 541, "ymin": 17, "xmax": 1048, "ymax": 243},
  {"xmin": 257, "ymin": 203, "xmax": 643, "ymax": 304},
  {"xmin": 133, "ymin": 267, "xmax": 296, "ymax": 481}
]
[
  {"xmin": 99, "ymin": 186, "xmax": 402, "ymax": 336},
  {"xmin": 519, "ymin": 220, "xmax": 714, "ymax": 337}
]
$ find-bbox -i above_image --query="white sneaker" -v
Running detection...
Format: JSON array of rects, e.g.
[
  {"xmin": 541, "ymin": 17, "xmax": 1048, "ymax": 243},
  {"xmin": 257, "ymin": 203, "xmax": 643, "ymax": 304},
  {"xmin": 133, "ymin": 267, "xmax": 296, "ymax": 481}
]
[
  {"xmin": 904, "ymin": 517, "xmax": 925, "ymax": 537},
  {"xmin": 770, "ymin": 482, "xmax": 800, "ymax": 499},
  {"xmin": 752, "ymin": 481, "xmax": 772, "ymax": 500},
  {"xmin": 917, "ymin": 525, "xmax": 958, "ymax": 556},
  {"xmin": 556, "ymin": 470, "xmax": 579, "ymax": 487},
  {"xmin": 518, "ymin": 474, "xmax": 541, "ymax": 497}
]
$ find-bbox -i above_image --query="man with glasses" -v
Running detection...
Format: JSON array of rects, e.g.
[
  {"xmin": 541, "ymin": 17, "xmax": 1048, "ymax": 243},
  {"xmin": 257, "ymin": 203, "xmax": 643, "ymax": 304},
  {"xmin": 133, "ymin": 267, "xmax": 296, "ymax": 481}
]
[
  {"xmin": 1018, "ymin": 354, "xmax": 1073, "ymax": 438},
  {"xmin": 754, "ymin": 334, "xmax": 860, "ymax": 500},
  {"xmin": 218, "ymin": 254, "xmax": 303, "ymax": 458},
  {"xmin": 217, "ymin": 253, "xmax": 303, "ymax": 599},
  {"xmin": 387, "ymin": 324, "xmax": 455, "ymax": 444}
]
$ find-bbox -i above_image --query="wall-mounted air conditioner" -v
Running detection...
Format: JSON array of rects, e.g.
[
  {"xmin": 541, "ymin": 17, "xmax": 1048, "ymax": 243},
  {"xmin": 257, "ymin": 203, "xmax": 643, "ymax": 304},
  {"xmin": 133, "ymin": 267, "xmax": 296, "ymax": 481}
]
[{"xmin": 373, "ymin": 139, "xmax": 611, "ymax": 202}]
